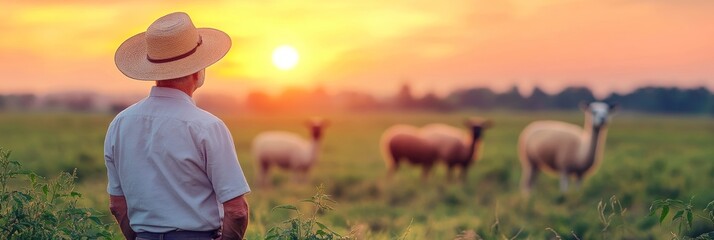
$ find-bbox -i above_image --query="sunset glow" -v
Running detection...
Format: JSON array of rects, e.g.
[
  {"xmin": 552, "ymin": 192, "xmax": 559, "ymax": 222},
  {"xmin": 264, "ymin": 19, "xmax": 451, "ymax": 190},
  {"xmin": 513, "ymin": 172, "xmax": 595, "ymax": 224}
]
[{"xmin": 1, "ymin": 1, "xmax": 713, "ymax": 98}]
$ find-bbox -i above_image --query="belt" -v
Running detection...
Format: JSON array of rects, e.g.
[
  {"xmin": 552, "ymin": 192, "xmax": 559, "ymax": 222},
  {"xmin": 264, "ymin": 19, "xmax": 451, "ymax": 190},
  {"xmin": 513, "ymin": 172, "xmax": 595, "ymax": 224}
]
[{"xmin": 136, "ymin": 230, "xmax": 219, "ymax": 240}]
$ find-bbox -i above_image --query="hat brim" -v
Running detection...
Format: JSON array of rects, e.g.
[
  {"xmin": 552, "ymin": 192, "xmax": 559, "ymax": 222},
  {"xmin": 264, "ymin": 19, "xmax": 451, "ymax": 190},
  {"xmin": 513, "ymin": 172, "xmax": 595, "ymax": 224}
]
[{"xmin": 115, "ymin": 28, "xmax": 231, "ymax": 81}]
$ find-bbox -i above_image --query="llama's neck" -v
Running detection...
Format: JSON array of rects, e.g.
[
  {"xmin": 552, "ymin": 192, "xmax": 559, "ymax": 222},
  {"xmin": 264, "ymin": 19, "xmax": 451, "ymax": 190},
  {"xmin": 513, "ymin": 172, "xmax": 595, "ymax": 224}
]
[
  {"xmin": 579, "ymin": 121, "xmax": 608, "ymax": 172},
  {"xmin": 467, "ymin": 137, "xmax": 480, "ymax": 162},
  {"xmin": 309, "ymin": 138, "xmax": 322, "ymax": 164}
]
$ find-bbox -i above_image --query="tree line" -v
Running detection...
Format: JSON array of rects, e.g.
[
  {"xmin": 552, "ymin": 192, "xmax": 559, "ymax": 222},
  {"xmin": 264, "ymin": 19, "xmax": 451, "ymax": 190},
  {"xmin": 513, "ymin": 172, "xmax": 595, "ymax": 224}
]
[
  {"xmin": 244, "ymin": 85, "xmax": 714, "ymax": 115},
  {"xmin": 1, "ymin": 85, "xmax": 712, "ymax": 115}
]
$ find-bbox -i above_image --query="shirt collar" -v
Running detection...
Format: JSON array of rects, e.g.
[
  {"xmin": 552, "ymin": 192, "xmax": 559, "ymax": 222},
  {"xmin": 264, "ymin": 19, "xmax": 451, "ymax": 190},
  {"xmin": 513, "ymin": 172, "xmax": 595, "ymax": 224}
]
[{"xmin": 149, "ymin": 86, "xmax": 195, "ymax": 105}]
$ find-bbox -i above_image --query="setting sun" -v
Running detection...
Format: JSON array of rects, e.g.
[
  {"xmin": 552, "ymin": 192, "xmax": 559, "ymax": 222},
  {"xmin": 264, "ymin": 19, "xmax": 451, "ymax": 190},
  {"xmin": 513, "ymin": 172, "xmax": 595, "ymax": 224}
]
[{"xmin": 272, "ymin": 45, "xmax": 299, "ymax": 71}]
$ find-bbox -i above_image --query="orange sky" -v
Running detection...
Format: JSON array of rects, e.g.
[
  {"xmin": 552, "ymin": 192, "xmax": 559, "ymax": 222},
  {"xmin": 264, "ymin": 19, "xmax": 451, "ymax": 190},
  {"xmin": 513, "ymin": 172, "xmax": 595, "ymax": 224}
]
[{"xmin": 1, "ymin": 0, "xmax": 713, "ymax": 99}]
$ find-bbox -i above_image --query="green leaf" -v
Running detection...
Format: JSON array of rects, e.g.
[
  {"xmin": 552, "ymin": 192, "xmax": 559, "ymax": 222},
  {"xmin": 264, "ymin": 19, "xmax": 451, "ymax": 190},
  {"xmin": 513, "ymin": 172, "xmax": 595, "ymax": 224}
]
[
  {"xmin": 650, "ymin": 200, "xmax": 664, "ymax": 215},
  {"xmin": 42, "ymin": 185, "xmax": 49, "ymax": 195},
  {"xmin": 70, "ymin": 191, "xmax": 82, "ymax": 198},
  {"xmin": 315, "ymin": 221, "xmax": 329, "ymax": 230},
  {"xmin": 673, "ymin": 210, "xmax": 684, "ymax": 221},
  {"xmin": 660, "ymin": 206, "xmax": 669, "ymax": 224},
  {"xmin": 29, "ymin": 172, "xmax": 36, "ymax": 183},
  {"xmin": 17, "ymin": 191, "xmax": 33, "ymax": 201},
  {"xmin": 687, "ymin": 211, "xmax": 693, "ymax": 228},
  {"xmin": 705, "ymin": 200, "xmax": 714, "ymax": 220},
  {"xmin": 272, "ymin": 204, "xmax": 298, "ymax": 212},
  {"xmin": 301, "ymin": 199, "xmax": 317, "ymax": 204},
  {"xmin": 89, "ymin": 216, "xmax": 102, "ymax": 225},
  {"xmin": 705, "ymin": 200, "xmax": 714, "ymax": 211}
]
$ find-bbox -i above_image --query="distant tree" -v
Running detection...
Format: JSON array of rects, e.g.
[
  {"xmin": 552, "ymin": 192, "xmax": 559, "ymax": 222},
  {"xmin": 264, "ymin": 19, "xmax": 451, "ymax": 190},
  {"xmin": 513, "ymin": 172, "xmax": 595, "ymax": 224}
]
[
  {"xmin": 279, "ymin": 87, "xmax": 309, "ymax": 108},
  {"xmin": 523, "ymin": 87, "xmax": 551, "ymax": 110},
  {"xmin": 3, "ymin": 94, "xmax": 37, "ymax": 111},
  {"xmin": 42, "ymin": 96, "xmax": 62, "ymax": 110},
  {"xmin": 552, "ymin": 87, "xmax": 595, "ymax": 109},
  {"xmin": 196, "ymin": 94, "xmax": 241, "ymax": 114},
  {"xmin": 605, "ymin": 86, "xmax": 713, "ymax": 114},
  {"xmin": 307, "ymin": 86, "xmax": 332, "ymax": 111},
  {"xmin": 450, "ymin": 87, "xmax": 497, "ymax": 110},
  {"xmin": 109, "ymin": 103, "xmax": 129, "ymax": 114},
  {"xmin": 65, "ymin": 94, "xmax": 95, "ymax": 112},
  {"xmin": 677, "ymin": 87, "xmax": 710, "ymax": 113},
  {"xmin": 418, "ymin": 92, "xmax": 452, "ymax": 111},
  {"xmin": 395, "ymin": 83, "xmax": 416, "ymax": 109},
  {"xmin": 245, "ymin": 91, "xmax": 273, "ymax": 112},
  {"xmin": 612, "ymin": 87, "xmax": 657, "ymax": 112},
  {"xmin": 335, "ymin": 91, "xmax": 382, "ymax": 110},
  {"xmin": 0, "ymin": 95, "xmax": 5, "ymax": 110},
  {"xmin": 495, "ymin": 86, "xmax": 525, "ymax": 109}
]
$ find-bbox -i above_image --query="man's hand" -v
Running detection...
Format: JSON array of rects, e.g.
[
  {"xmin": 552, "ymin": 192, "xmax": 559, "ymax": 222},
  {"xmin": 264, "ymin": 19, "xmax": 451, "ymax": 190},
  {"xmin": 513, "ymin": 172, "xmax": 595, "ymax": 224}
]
[
  {"xmin": 221, "ymin": 195, "xmax": 249, "ymax": 240},
  {"xmin": 109, "ymin": 195, "xmax": 136, "ymax": 240}
]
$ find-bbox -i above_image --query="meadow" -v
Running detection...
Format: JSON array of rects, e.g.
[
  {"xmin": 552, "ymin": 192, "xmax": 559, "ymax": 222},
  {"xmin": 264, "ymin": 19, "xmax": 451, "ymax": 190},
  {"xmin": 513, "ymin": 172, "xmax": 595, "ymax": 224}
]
[{"xmin": 0, "ymin": 110, "xmax": 712, "ymax": 239}]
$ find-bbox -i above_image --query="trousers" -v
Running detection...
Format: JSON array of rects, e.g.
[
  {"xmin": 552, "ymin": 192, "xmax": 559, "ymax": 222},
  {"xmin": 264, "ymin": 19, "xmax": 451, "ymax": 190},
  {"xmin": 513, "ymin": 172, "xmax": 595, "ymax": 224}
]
[{"xmin": 135, "ymin": 230, "xmax": 219, "ymax": 240}]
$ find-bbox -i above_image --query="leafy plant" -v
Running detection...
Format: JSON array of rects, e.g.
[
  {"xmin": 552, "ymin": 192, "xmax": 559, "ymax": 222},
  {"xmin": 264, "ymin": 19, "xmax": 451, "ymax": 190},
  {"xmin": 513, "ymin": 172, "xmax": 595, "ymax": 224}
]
[
  {"xmin": 650, "ymin": 197, "xmax": 714, "ymax": 239},
  {"xmin": 265, "ymin": 184, "xmax": 348, "ymax": 240},
  {"xmin": 0, "ymin": 148, "xmax": 113, "ymax": 239}
]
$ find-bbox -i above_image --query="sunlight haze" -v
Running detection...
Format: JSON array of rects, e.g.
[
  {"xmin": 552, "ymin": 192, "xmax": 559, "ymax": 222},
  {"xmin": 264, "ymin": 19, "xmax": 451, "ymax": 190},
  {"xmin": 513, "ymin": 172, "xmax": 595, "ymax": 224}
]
[{"xmin": 1, "ymin": 0, "xmax": 713, "ymax": 98}]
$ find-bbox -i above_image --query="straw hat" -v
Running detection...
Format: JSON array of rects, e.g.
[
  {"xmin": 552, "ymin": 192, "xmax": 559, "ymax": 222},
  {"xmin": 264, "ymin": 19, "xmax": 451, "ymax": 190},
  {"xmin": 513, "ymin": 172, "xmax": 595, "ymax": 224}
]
[{"xmin": 115, "ymin": 12, "xmax": 231, "ymax": 81}]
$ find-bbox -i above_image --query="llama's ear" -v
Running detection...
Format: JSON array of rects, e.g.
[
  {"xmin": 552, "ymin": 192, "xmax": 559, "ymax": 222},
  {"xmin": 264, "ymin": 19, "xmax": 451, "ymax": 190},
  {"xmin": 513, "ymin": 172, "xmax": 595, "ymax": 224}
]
[{"xmin": 579, "ymin": 101, "xmax": 590, "ymax": 111}]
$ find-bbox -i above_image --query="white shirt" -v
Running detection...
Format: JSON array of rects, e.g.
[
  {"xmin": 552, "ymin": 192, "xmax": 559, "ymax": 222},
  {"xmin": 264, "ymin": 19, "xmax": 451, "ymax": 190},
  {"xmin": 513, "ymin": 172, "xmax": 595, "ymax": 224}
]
[{"xmin": 104, "ymin": 86, "xmax": 250, "ymax": 233}]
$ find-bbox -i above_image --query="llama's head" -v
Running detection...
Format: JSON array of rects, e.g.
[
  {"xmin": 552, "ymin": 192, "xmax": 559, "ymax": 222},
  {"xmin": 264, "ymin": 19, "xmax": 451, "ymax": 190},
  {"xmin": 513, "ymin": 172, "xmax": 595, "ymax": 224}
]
[
  {"xmin": 464, "ymin": 117, "xmax": 493, "ymax": 141},
  {"xmin": 581, "ymin": 102, "xmax": 617, "ymax": 129},
  {"xmin": 305, "ymin": 118, "xmax": 329, "ymax": 141}
]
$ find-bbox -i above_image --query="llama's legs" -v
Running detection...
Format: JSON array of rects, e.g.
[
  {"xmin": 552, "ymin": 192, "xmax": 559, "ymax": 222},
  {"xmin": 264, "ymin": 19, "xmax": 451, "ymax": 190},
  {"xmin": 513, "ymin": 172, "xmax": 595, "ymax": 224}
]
[
  {"xmin": 520, "ymin": 164, "xmax": 539, "ymax": 197},
  {"xmin": 446, "ymin": 164, "xmax": 455, "ymax": 181},
  {"xmin": 459, "ymin": 163, "xmax": 470, "ymax": 182},
  {"xmin": 260, "ymin": 164, "xmax": 271, "ymax": 187},
  {"xmin": 559, "ymin": 172, "xmax": 569, "ymax": 192},
  {"xmin": 386, "ymin": 160, "xmax": 399, "ymax": 180},
  {"xmin": 421, "ymin": 164, "xmax": 433, "ymax": 181}
]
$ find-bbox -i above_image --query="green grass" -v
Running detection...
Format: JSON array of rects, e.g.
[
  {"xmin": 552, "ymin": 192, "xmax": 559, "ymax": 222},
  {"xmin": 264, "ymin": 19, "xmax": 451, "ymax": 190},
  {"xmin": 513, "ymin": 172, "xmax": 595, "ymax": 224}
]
[{"xmin": 0, "ymin": 111, "xmax": 712, "ymax": 239}]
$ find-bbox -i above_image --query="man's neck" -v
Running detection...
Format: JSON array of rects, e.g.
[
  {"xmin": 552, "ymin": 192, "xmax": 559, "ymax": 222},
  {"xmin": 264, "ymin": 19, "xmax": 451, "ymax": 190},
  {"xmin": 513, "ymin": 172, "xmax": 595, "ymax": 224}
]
[
  {"xmin": 156, "ymin": 83, "xmax": 195, "ymax": 97},
  {"xmin": 170, "ymin": 85, "xmax": 194, "ymax": 97}
]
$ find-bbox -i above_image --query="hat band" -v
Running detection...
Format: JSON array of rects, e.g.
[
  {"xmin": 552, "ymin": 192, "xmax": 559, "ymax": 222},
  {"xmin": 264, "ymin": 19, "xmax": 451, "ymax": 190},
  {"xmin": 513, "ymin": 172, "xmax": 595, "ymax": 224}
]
[{"xmin": 147, "ymin": 36, "xmax": 203, "ymax": 63}]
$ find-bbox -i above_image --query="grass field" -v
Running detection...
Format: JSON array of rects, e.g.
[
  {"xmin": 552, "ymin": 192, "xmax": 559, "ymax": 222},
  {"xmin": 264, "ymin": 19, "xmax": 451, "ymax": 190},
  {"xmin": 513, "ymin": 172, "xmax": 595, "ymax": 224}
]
[{"xmin": 0, "ymin": 110, "xmax": 712, "ymax": 239}]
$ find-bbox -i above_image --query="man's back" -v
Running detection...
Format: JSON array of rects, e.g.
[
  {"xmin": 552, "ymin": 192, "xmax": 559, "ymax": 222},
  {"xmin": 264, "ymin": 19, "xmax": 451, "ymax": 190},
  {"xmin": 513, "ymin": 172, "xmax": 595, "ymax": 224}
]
[{"xmin": 104, "ymin": 87, "xmax": 250, "ymax": 233}]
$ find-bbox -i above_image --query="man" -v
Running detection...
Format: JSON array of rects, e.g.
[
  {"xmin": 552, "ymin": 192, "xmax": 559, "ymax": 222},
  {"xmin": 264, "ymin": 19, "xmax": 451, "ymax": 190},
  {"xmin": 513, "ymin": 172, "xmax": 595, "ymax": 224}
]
[{"xmin": 105, "ymin": 12, "xmax": 250, "ymax": 240}]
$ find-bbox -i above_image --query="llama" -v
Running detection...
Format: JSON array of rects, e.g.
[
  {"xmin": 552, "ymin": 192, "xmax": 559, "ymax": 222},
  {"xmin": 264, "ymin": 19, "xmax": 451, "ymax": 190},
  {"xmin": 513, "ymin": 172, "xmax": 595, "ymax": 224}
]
[
  {"xmin": 421, "ymin": 118, "xmax": 493, "ymax": 181},
  {"xmin": 518, "ymin": 102, "xmax": 616, "ymax": 195},
  {"xmin": 380, "ymin": 124, "xmax": 439, "ymax": 180},
  {"xmin": 252, "ymin": 118, "xmax": 328, "ymax": 186}
]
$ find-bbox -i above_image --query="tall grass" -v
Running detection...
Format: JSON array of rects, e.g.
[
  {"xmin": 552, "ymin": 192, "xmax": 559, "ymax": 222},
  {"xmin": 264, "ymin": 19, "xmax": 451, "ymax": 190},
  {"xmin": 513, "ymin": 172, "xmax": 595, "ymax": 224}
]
[{"xmin": 0, "ymin": 111, "xmax": 712, "ymax": 239}]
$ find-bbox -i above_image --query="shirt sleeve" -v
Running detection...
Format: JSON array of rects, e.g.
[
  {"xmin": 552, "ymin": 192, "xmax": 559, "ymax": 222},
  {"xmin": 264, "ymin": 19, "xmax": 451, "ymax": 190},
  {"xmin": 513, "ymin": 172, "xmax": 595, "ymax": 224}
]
[
  {"xmin": 104, "ymin": 120, "xmax": 124, "ymax": 196},
  {"xmin": 203, "ymin": 121, "xmax": 251, "ymax": 203}
]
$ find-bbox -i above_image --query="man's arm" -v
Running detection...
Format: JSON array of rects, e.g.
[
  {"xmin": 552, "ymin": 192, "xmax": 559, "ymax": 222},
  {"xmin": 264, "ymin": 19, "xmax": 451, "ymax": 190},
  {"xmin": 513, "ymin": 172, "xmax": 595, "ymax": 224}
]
[
  {"xmin": 221, "ymin": 195, "xmax": 249, "ymax": 240},
  {"xmin": 109, "ymin": 195, "xmax": 136, "ymax": 240}
]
